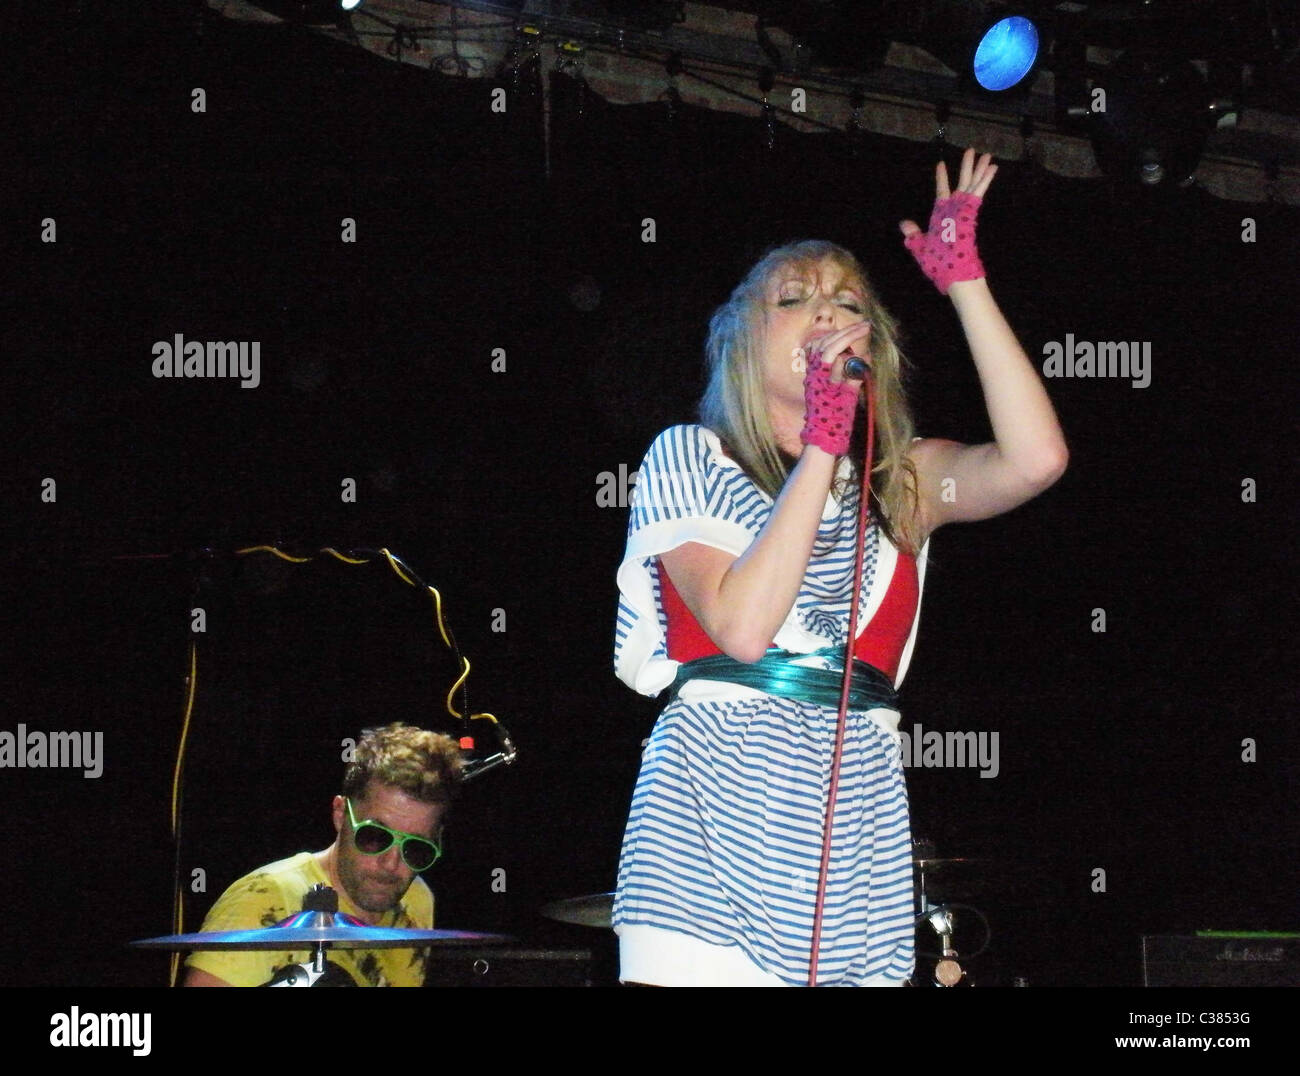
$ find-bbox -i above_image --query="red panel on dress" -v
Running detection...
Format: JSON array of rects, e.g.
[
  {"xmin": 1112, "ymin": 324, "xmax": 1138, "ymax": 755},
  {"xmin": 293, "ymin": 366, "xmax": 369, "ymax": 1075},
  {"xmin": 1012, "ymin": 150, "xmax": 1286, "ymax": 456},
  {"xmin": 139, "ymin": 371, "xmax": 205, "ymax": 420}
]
[
  {"xmin": 851, "ymin": 552, "xmax": 918, "ymax": 683},
  {"xmin": 660, "ymin": 563, "xmax": 729, "ymax": 663}
]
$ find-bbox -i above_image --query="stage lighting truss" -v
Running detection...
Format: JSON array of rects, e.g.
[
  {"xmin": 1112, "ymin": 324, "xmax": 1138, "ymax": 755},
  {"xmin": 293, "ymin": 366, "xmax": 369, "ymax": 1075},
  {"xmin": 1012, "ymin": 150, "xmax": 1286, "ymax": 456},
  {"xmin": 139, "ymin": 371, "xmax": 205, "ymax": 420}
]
[{"xmin": 201, "ymin": 0, "xmax": 1300, "ymax": 202}]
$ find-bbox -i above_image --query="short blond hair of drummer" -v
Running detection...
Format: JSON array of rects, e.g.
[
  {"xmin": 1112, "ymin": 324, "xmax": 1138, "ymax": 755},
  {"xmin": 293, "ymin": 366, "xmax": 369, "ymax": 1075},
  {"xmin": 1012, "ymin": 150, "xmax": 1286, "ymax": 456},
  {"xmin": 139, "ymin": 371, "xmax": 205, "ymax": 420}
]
[{"xmin": 342, "ymin": 722, "xmax": 464, "ymax": 806}]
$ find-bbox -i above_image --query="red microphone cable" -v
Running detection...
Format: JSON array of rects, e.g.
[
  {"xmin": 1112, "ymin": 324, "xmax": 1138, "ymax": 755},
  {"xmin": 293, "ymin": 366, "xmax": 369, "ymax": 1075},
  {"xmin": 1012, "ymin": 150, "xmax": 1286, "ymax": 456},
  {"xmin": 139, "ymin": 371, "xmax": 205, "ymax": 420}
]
[{"xmin": 807, "ymin": 368, "xmax": 876, "ymax": 986}]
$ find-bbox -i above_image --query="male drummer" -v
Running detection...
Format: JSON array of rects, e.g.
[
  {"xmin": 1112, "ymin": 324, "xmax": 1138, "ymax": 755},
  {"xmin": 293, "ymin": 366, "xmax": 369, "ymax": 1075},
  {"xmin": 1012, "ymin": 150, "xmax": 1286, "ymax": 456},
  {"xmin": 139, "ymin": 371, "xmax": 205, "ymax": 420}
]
[{"xmin": 183, "ymin": 722, "xmax": 462, "ymax": 987}]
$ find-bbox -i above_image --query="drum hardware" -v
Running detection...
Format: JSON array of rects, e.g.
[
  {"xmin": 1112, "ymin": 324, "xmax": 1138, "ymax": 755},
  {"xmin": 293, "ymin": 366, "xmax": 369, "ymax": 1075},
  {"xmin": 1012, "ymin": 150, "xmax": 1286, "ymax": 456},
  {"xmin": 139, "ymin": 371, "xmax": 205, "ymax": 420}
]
[
  {"xmin": 922, "ymin": 904, "xmax": 965, "ymax": 986},
  {"xmin": 538, "ymin": 892, "xmax": 615, "ymax": 930},
  {"xmin": 912, "ymin": 839, "xmax": 993, "ymax": 987}
]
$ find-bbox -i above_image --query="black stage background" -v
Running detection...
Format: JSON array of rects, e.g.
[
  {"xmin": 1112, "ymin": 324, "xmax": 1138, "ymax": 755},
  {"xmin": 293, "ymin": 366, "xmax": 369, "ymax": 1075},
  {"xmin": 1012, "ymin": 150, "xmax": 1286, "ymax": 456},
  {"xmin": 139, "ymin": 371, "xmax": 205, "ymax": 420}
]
[{"xmin": 6, "ymin": 2, "xmax": 1297, "ymax": 1004}]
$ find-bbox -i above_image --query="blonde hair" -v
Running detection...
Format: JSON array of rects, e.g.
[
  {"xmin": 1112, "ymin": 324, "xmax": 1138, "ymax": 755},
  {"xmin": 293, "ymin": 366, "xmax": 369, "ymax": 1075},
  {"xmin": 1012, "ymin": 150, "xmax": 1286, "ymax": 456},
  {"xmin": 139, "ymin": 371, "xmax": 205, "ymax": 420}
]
[
  {"xmin": 342, "ymin": 722, "xmax": 464, "ymax": 806},
  {"xmin": 699, "ymin": 239, "xmax": 923, "ymax": 555}
]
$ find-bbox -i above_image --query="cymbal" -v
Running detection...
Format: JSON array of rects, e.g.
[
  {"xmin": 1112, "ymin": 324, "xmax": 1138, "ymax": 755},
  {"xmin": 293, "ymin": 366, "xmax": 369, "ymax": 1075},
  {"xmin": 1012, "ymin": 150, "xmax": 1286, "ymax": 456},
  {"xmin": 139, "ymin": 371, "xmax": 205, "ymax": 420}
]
[
  {"xmin": 539, "ymin": 892, "xmax": 614, "ymax": 929},
  {"xmin": 131, "ymin": 910, "xmax": 512, "ymax": 951}
]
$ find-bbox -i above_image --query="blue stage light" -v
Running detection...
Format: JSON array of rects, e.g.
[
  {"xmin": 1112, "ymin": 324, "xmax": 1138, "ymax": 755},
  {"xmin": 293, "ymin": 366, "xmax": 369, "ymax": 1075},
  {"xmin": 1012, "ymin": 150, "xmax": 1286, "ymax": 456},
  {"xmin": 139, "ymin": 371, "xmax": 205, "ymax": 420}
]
[{"xmin": 973, "ymin": 16, "xmax": 1039, "ymax": 92}]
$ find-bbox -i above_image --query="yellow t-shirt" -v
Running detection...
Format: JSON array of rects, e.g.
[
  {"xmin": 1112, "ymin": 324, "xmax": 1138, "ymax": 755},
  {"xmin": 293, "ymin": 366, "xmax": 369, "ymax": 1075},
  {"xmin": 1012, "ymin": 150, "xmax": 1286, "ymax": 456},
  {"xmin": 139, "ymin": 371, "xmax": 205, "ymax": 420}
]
[{"xmin": 184, "ymin": 851, "xmax": 434, "ymax": 987}]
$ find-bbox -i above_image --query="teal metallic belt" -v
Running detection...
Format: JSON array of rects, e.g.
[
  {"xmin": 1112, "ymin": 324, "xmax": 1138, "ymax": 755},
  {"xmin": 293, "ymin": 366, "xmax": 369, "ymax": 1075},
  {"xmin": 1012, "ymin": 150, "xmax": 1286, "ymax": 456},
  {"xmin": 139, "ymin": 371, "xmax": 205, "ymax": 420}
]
[{"xmin": 668, "ymin": 646, "xmax": 899, "ymax": 712}]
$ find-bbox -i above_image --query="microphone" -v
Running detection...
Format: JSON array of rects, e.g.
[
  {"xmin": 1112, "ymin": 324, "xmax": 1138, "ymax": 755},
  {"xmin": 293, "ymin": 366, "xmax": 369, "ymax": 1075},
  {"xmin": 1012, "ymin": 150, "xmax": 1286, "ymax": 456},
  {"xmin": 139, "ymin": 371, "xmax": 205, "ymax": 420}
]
[
  {"xmin": 842, "ymin": 355, "xmax": 871, "ymax": 380},
  {"xmin": 460, "ymin": 723, "xmax": 518, "ymax": 783}
]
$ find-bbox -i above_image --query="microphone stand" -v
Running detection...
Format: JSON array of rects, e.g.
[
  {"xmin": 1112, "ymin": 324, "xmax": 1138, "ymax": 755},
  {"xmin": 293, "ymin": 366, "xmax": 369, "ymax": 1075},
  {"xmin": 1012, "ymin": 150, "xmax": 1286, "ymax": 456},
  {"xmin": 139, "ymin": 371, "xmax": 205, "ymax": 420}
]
[{"xmin": 807, "ymin": 360, "xmax": 875, "ymax": 985}]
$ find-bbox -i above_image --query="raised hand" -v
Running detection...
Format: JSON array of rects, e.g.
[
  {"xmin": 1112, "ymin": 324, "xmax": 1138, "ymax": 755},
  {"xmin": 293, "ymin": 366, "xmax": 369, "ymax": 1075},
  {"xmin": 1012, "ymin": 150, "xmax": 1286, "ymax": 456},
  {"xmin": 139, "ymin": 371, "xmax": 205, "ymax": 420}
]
[{"xmin": 900, "ymin": 147, "xmax": 997, "ymax": 295}]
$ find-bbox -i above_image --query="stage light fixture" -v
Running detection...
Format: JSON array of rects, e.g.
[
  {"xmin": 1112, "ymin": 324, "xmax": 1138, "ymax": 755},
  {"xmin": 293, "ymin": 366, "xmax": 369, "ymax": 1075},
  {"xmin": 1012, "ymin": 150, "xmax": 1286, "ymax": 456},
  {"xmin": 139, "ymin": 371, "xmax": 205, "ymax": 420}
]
[
  {"xmin": 972, "ymin": 15, "xmax": 1038, "ymax": 91},
  {"xmin": 904, "ymin": 3, "xmax": 1045, "ymax": 98},
  {"xmin": 1088, "ymin": 48, "xmax": 1214, "ymax": 189}
]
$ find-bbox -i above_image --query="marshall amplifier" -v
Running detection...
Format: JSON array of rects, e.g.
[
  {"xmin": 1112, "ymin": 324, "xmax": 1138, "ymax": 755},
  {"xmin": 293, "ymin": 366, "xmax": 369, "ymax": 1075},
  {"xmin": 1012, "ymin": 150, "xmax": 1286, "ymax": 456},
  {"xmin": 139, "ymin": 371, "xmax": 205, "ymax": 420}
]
[
  {"xmin": 423, "ymin": 947, "xmax": 596, "ymax": 987},
  {"xmin": 1142, "ymin": 934, "xmax": 1300, "ymax": 987}
]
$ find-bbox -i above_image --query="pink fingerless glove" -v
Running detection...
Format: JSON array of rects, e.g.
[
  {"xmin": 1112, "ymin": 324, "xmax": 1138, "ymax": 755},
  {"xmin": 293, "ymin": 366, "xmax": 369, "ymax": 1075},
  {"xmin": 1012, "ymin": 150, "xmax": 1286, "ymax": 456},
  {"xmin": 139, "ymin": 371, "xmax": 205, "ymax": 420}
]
[
  {"xmin": 800, "ymin": 349, "xmax": 860, "ymax": 457},
  {"xmin": 904, "ymin": 190, "xmax": 986, "ymax": 295}
]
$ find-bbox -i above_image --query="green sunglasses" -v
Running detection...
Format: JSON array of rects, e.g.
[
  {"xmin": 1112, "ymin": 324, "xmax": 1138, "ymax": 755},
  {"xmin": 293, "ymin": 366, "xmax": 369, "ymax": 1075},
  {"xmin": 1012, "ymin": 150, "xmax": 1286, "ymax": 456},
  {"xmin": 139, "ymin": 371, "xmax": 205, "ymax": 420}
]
[{"xmin": 345, "ymin": 797, "xmax": 442, "ymax": 871}]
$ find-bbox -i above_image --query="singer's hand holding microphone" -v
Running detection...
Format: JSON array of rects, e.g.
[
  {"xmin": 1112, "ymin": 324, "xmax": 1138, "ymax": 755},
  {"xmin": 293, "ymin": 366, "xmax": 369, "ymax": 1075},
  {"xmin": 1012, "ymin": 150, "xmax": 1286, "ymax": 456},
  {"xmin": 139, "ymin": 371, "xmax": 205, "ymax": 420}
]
[{"xmin": 799, "ymin": 321, "xmax": 872, "ymax": 457}]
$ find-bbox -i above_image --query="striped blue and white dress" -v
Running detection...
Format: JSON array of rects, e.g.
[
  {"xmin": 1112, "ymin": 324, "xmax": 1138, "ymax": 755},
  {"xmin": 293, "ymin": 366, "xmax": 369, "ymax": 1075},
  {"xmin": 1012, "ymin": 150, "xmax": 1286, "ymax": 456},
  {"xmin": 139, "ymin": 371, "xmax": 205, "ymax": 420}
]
[{"xmin": 612, "ymin": 424, "xmax": 930, "ymax": 986}]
